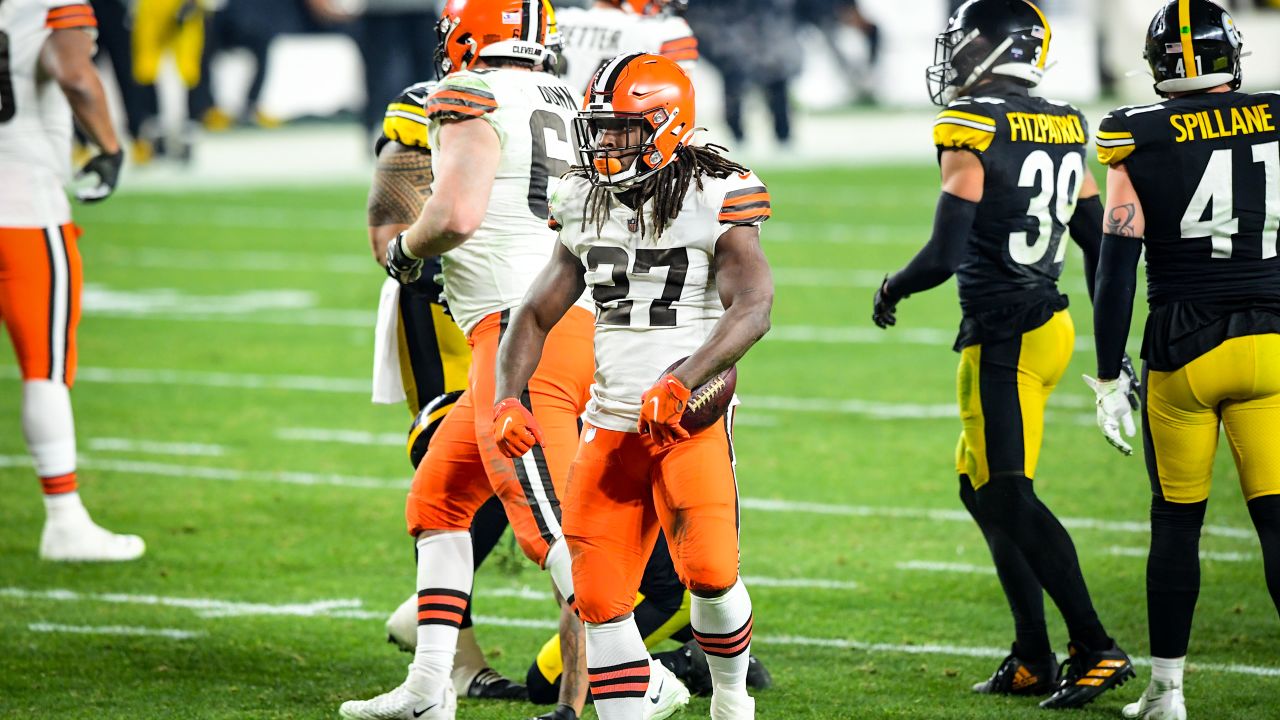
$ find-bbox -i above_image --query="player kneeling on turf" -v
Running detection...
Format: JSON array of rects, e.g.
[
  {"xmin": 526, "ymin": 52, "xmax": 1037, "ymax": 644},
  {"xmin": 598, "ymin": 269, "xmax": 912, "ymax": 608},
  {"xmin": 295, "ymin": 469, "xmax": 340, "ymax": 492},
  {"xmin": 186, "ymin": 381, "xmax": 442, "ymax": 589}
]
[{"xmin": 494, "ymin": 53, "xmax": 773, "ymax": 720}]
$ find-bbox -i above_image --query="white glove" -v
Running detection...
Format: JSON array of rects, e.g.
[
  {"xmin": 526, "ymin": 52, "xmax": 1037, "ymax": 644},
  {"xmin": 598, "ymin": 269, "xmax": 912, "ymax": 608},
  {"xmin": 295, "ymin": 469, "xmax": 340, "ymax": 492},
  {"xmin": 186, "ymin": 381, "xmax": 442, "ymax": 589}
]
[{"xmin": 1083, "ymin": 375, "xmax": 1137, "ymax": 456}]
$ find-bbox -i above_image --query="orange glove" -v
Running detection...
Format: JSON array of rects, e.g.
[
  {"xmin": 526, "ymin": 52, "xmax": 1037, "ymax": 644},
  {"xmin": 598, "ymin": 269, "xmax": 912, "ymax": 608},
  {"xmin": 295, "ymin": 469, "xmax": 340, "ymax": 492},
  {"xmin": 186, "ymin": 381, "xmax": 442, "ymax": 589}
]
[
  {"xmin": 493, "ymin": 398, "xmax": 545, "ymax": 458},
  {"xmin": 638, "ymin": 373, "xmax": 692, "ymax": 447}
]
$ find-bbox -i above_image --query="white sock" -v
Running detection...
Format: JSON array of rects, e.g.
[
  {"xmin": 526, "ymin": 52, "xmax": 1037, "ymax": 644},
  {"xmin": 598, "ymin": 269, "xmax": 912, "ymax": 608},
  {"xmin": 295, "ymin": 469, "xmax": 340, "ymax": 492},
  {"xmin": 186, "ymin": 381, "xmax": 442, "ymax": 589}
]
[
  {"xmin": 409, "ymin": 531, "xmax": 473, "ymax": 700},
  {"xmin": 691, "ymin": 578, "xmax": 753, "ymax": 696},
  {"xmin": 586, "ymin": 617, "xmax": 650, "ymax": 720},
  {"xmin": 545, "ymin": 537, "xmax": 575, "ymax": 601},
  {"xmin": 23, "ymin": 381, "xmax": 76, "ymax": 478},
  {"xmin": 43, "ymin": 491, "xmax": 89, "ymax": 523},
  {"xmin": 1151, "ymin": 656, "xmax": 1185, "ymax": 686}
]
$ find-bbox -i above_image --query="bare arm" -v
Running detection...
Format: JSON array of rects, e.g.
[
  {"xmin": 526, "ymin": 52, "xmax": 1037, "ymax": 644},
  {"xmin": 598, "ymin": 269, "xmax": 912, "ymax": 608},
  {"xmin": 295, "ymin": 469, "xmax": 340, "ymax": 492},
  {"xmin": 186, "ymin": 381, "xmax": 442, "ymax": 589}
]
[
  {"xmin": 494, "ymin": 243, "xmax": 588, "ymax": 400},
  {"xmin": 402, "ymin": 119, "xmax": 500, "ymax": 258},
  {"xmin": 672, "ymin": 225, "xmax": 773, "ymax": 389},
  {"xmin": 367, "ymin": 141, "xmax": 434, "ymax": 267},
  {"xmin": 40, "ymin": 28, "xmax": 120, "ymax": 154}
]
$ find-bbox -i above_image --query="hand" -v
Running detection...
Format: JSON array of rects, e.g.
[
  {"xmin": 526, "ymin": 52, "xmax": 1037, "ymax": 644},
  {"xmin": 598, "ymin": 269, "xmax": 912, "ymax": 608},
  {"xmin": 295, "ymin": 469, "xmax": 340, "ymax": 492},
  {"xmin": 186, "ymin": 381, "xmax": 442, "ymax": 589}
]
[
  {"xmin": 1083, "ymin": 375, "xmax": 1136, "ymax": 456},
  {"xmin": 1119, "ymin": 353, "xmax": 1141, "ymax": 411},
  {"xmin": 75, "ymin": 149, "xmax": 124, "ymax": 203},
  {"xmin": 531, "ymin": 705, "xmax": 578, "ymax": 720},
  {"xmin": 638, "ymin": 373, "xmax": 692, "ymax": 447},
  {"xmin": 872, "ymin": 275, "xmax": 899, "ymax": 329},
  {"xmin": 386, "ymin": 232, "xmax": 424, "ymax": 285},
  {"xmin": 493, "ymin": 397, "xmax": 545, "ymax": 458}
]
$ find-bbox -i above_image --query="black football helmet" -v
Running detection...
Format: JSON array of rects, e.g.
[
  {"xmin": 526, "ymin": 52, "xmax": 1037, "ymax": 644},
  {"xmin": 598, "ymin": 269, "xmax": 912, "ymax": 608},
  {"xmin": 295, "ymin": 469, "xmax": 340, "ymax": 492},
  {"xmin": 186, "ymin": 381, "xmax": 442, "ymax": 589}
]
[
  {"xmin": 407, "ymin": 390, "xmax": 463, "ymax": 469},
  {"xmin": 1144, "ymin": 0, "xmax": 1242, "ymax": 96},
  {"xmin": 926, "ymin": 0, "xmax": 1052, "ymax": 106}
]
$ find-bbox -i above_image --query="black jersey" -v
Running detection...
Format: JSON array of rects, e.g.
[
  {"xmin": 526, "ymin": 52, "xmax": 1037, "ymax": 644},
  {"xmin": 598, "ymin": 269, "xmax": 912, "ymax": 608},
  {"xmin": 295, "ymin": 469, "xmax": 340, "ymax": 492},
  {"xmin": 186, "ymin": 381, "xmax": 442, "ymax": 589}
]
[
  {"xmin": 1097, "ymin": 90, "xmax": 1280, "ymax": 371},
  {"xmin": 934, "ymin": 86, "xmax": 1089, "ymax": 349}
]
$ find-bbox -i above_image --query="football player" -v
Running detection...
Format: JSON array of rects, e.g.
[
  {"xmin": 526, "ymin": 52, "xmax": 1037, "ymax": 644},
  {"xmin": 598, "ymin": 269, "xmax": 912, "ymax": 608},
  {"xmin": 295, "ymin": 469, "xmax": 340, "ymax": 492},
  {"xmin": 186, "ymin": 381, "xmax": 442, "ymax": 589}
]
[
  {"xmin": 367, "ymin": 82, "xmax": 527, "ymax": 703},
  {"xmin": 0, "ymin": 0, "xmax": 141, "ymax": 561},
  {"xmin": 556, "ymin": 0, "xmax": 696, "ymax": 94},
  {"xmin": 494, "ymin": 53, "xmax": 773, "ymax": 720},
  {"xmin": 336, "ymin": 1, "xmax": 686, "ymax": 718},
  {"xmin": 871, "ymin": 0, "xmax": 1135, "ymax": 709},
  {"xmin": 1089, "ymin": 2, "xmax": 1280, "ymax": 718}
]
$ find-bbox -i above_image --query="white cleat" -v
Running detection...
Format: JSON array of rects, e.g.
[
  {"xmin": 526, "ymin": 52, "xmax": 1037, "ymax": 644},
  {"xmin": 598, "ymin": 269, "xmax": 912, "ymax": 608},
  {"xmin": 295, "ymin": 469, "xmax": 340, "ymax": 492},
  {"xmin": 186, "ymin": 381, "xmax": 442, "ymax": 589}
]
[
  {"xmin": 1122, "ymin": 680, "xmax": 1187, "ymax": 720},
  {"xmin": 39, "ymin": 516, "xmax": 145, "ymax": 562},
  {"xmin": 339, "ymin": 681, "xmax": 456, "ymax": 720},
  {"xmin": 385, "ymin": 594, "xmax": 418, "ymax": 652},
  {"xmin": 644, "ymin": 658, "xmax": 691, "ymax": 720},
  {"xmin": 709, "ymin": 690, "xmax": 754, "ymax": 720}
]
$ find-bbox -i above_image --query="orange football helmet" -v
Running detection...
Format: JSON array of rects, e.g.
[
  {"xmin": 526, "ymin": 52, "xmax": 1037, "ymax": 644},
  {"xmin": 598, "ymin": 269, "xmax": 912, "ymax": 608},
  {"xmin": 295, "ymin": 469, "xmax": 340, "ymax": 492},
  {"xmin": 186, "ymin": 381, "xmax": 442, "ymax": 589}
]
[
  {"xmin": 576, "ymin": 53, "xmax": 696, "ymax": 189},
  {"xmin": 434, "ymin": 0, "xmax": 551, "ymax": 77}
]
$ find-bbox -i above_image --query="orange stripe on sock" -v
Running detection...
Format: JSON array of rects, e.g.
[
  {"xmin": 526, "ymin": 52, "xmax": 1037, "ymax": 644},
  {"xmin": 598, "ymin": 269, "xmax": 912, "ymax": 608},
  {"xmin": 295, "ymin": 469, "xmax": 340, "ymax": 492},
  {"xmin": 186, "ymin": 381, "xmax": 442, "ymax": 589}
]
[
  {"xmin": 41, "ymin": 472, "xmax": 77, "ymax": 495},
  {"xmin": 418, "ymin": 594, "xmax": 469, "ymax": 610},
  {"xmin": 417, "ymin": 609, "xmax": 464, "ymax": 623},
  {"xmin": 47, "ymin": 16, "xmax": 98, "ymax": 29}
]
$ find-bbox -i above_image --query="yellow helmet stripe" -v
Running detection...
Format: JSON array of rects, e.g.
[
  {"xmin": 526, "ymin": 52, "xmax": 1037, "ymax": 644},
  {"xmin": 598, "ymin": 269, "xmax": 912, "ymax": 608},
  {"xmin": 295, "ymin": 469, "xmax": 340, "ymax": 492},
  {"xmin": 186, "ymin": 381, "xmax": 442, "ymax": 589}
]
[
  {"xmin": 1178, "ymin": 0, "xmax": 1198, "ymax": 78},
  {"xmin": 1024, "ymin": 0, "xmax": 1051, "ymax": 70}
]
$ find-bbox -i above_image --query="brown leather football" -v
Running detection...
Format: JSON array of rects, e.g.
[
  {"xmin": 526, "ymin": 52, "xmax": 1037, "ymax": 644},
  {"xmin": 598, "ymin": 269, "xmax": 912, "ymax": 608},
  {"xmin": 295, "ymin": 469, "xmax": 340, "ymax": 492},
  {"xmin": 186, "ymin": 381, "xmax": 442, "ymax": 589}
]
[{"xmin": 663, "ymin": 357, "xmax": 737, "ymax": 433}]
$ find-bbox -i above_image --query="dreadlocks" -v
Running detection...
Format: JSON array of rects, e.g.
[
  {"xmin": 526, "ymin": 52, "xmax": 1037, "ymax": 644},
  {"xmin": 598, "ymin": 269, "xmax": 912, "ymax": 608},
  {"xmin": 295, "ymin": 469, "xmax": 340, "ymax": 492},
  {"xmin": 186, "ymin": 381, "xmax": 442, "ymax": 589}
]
[{"xmin": 572, "ymin": 143, "xmax": 748, "ymax": 240}]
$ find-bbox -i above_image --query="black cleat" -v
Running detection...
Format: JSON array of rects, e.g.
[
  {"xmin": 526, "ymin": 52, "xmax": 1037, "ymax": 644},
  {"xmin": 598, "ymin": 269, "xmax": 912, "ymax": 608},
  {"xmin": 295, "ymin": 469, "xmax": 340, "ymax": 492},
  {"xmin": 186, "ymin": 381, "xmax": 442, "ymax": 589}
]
[
  {"xmin": 971, "ymin": 644, "xmax": 1057, "ymax": 696},
  {"xmin": 654, "ymin": 640, "xmax": 772, "ymax": 696},
  {"xmin": 745, "ymin": 653, "xmax": 774, "ymax": 691},
  {"xmin": 1039, "ymin": 641, "xmax": 1135, "ymax": 710},
  {"xmin": 465, "ymin": 667, "xmax": 528, "ymax": 700},
  {"xmin": 530, "ymin": 703, "xmax": 577, "ymax": 720}
]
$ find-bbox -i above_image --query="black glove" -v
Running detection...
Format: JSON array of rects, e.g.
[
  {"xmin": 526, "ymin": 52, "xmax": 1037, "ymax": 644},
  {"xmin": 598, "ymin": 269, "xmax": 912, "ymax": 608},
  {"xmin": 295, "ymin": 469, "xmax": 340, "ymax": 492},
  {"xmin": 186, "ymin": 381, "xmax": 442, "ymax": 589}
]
[
  {"xmin": 872, "ymin": 275, "xmax": 900, "ymax": 329},
  {"xmin": 531, "ymin": 704, "xmax": 578, "ymax": 720},
  {"xmin": 386, "ymin": 231, "xmax": 424, "ymax": 285},
  {"xmin": 75, "ymin": 149, "xmax": 124, "ymax": 203},
  {"xmin": 1120, "ymin": 353, "xmax": 1141, "ymax": 411}
]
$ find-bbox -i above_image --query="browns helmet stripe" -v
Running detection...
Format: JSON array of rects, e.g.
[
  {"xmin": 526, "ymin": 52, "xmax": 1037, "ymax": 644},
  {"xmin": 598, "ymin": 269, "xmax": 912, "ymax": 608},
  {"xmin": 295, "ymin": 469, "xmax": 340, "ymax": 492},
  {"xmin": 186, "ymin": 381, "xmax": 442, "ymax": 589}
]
[{"xmin": 591, "ymin": 52, "xmax": 645, "ymax": 101}]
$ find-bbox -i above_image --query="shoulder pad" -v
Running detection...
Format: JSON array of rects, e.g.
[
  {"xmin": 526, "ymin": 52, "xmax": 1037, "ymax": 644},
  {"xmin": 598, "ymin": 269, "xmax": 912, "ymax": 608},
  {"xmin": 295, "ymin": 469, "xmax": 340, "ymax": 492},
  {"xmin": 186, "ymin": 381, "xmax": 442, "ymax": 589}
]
[
  {"xmin": 716, "ymin": 170, "xmax": 771, "ymax": 226},
  {"xmin": 1096, "ymin": 109, "xmax": 1136, "ymax": 167},
  {"xmin": 934, "ymin": 101, "xmax": 997, "ymax": 154},
  {"xmin": 382, "ymin": 81, "xmax": 435, "ymax": 150},
  {"xmin": 427, "ymin": 74, "xmax": 499, "ymax": 124}
]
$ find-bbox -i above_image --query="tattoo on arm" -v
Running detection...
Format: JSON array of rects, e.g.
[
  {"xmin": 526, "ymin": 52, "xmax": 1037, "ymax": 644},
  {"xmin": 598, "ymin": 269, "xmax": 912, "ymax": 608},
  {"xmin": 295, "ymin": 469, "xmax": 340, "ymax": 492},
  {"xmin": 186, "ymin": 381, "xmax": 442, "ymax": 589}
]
[
  {"xmin": 367, "ymin": 146, "xmax": 434, "ymax": 227},
  {"xmin": 1105, "ymin": 203, "xmax": 1138, "ymax": 237}
]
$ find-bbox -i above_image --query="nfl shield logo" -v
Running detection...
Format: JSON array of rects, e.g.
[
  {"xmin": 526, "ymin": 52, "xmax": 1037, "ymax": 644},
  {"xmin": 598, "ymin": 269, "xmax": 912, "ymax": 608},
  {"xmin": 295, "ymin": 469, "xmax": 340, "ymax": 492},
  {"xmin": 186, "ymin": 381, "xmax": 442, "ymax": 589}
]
[{"xmin": 628, "ymin": 216, "xmax": 639, "ymax": 233}]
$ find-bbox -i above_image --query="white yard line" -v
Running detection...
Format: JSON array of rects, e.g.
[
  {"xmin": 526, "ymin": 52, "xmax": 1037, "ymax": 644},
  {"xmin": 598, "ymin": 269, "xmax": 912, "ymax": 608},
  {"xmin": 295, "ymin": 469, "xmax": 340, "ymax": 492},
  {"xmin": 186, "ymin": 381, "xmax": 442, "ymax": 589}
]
[
  {"xmin": 28, "ymin": 623, "xmax": 204, "ymax": 640},
  {"xmin": 0, "ymin": 455, "xmax": 405, "ymax": 491},
  {"xmin": 895, "ymin": 561, "xmax": 997, "ymax": 576},
  {"xmin": 87, "ymin": 438, "xmax": 227, "ymax": 457},
  {"xmin": 1106, "ymin": 546, "xmax": 1256, "ymax": 563},
  {"xmin": 9, "ymin": 586, "xmax": 1279, "ymax": 677},
  {"xmin": 743, "ymin": 576, "xmax": 859, "ymax": 590},
  {"xmin": 276, "ymin": 427, "xmax": 405, "ymax": 447}
]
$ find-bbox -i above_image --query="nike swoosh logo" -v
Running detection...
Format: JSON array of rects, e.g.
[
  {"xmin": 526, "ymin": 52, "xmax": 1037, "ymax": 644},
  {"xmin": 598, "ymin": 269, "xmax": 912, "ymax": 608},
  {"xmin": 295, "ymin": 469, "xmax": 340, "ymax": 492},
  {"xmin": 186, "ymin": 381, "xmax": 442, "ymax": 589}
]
[
  {"xmin": 412, "ymin": 703, "xmax": 438, "ymax": 718},
  {"xmin": 649, "ymin": 677, "xmax": 664, "ymax": 704}
]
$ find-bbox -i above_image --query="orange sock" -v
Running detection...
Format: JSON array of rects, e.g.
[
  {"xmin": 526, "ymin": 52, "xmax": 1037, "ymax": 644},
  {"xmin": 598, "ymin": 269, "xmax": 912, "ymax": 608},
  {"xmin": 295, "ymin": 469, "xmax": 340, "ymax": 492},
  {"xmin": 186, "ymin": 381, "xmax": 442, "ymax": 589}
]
[{"xmin": 40, "ymin": 472, "xmax": 77, "ymax": 496}]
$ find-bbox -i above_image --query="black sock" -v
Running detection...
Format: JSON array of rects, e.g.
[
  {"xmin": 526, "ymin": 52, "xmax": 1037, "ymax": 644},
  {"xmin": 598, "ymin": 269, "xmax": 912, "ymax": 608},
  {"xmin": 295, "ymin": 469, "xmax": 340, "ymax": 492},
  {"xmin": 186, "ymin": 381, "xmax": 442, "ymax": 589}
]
[
  {"xmin": 959, "ymin": 475, "xmax": 1051, "ymax": 659},
  {"xmin": 1147, "ymin": 496, "xmax": 1206, "ymax": 658},
  {"xmin": 1247, "ymin": 494, "xmax": 1280, "ymax": 619},
  {"xmin": 976, "ymin": 475, "xmax": 1110, "ymax": 651}
]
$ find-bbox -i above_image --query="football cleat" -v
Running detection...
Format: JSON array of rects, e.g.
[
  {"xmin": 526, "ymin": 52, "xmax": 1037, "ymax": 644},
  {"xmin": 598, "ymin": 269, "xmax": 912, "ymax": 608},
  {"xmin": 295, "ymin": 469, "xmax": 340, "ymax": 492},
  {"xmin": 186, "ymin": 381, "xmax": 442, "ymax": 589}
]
[
  {"xmin": 1122, "ymin": 680, "xmax": 1187, "ymax": 720},
  {"xmin": 655, "ymin": 640, "xmax": 772, "ymax": 696},
  {"xmin": 709, "ymin": 690, "xmax": 754, "ymax": 720},
  {"xmin": 39, "ymin": 515, "xmax": 145, "ymax": 562},
  {"xmin": 1039, "ymin": 641, "xmax": 1135, "ymax": 710},
  {"xmin": 971, "ymin": 644, "xmax": 1057, "ymax": 696},
  {"xmin": 339, "ymin": 680, "xmax": 456, "ymax": 720},
  {"xmin": 745, "ymin": 653, "xmax": 774, "ymax": 691},
  {"xmin": 461, "ymin": 667, "xmax": 527, "ymax": 701},
  {"xmin": 531, "ymin": 704, "xmax": 577, "ymax": 720},
  {"xmin": 644, "ymin": 658, "xmax": 691, "ymax": 720}
]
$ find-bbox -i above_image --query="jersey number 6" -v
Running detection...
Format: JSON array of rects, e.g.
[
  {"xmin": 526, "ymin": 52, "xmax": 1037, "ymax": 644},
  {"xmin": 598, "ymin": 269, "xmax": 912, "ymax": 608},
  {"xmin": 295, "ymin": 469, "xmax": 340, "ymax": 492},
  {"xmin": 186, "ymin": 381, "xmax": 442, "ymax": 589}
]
[
  {"xmin": 0, "ymin": 31, "xmax": 15, "ymax": 124},
  {"xmin": 527, "ymin": 110, "xmax": 574, "ymax": 219}
]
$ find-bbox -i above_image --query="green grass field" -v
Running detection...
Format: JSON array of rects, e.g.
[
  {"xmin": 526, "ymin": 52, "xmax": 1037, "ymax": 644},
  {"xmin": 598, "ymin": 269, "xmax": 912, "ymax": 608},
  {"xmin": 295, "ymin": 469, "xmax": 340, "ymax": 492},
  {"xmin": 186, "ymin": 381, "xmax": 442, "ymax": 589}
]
[{"xmin": 1, "ymin": 165, "xmax": 1275, "ymax": 719}]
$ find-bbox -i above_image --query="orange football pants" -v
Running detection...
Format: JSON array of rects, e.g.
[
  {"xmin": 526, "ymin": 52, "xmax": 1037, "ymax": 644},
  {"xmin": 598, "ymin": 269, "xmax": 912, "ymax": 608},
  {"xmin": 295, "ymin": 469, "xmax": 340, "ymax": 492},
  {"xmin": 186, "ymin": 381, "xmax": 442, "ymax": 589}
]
[
  {"xmin": 406, "ymin": 306, "xmax": 595, "ymax": 566},
  {"xmin": 0, "ymin": 225, "xmax": 82, "ymax": 385},
  {"xmin": 564, "ymin": 416, "xmax": 741, "ymax": 624}
]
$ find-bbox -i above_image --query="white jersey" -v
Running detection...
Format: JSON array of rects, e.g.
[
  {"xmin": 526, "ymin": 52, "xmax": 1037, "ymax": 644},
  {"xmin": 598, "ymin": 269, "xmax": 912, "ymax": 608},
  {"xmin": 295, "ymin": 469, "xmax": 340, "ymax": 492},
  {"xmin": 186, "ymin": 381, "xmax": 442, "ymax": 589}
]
[
  {"xmin": 551, "ymin": 164, "xmax": 771, "ymax": 432},
  {"xmin": 557, "ymin": 6, "xmax": 697, "ymax": 95},
  {"xmin": 0, "ymin": 0, "xmax": 95, "ymax": 227},
  {"xmin": 425, "ymin": 68, "xmax": 585, "ymax": 336}
]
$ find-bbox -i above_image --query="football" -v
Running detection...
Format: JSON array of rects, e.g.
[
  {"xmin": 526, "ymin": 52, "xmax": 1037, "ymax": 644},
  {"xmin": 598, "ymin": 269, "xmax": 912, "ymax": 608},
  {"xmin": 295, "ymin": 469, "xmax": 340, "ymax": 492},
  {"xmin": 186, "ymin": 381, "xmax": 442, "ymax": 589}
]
[{"xmin": 664, "ymin": 357, "xmax": 737, "ymax": 433}]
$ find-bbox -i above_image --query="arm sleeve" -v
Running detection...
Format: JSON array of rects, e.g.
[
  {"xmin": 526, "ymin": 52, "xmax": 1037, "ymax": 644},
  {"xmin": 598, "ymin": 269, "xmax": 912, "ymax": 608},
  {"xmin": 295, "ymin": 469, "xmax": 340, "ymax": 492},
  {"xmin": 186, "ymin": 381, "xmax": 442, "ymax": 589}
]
[
  {"xmin": 1068, "ymin": 194, "xmax": 1103, "ymax": 300},
  {"xmin": 886, "ymin": 191, "xmax": 977, "ymax": 299},
  {"xmin": 1093, "ymin": 233, "xmax": 1143, "ymax": 379},
  {"xmin": 1096, "ymin": 111, "xmax": 1136, "ymax": 167}
]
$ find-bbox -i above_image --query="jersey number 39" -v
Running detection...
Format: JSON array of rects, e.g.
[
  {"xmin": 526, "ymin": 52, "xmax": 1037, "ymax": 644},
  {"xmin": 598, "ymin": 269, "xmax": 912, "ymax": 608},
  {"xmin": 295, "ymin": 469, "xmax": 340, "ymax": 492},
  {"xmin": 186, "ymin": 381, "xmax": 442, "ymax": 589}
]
[{"xmin": 1010, "ymin": 150, "xmax": 1084, "ymax": 267}]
